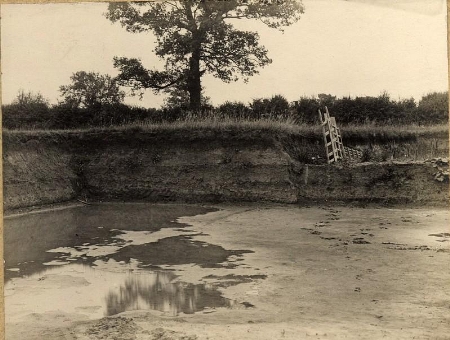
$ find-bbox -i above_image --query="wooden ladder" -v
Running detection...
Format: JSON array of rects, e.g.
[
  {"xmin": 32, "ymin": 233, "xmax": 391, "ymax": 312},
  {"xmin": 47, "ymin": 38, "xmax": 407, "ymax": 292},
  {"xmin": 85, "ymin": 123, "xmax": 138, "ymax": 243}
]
[{"xmin": 318, "ymin": 107, "xmax": 344, "ymax": 164}]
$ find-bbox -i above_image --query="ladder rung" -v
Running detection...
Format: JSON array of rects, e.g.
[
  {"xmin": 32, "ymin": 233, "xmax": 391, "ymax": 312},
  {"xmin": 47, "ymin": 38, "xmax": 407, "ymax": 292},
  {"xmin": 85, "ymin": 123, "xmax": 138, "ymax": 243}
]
[{"xmin": 321, "ymin": 108, "xmax": 348, "ymax": 163}]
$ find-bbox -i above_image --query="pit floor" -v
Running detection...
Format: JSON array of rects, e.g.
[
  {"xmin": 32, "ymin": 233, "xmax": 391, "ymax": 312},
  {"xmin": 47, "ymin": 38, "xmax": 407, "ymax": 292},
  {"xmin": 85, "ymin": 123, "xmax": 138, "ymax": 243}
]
[{"xmin": 4, "ymin": 203, "xmax": 450, "ymax": 340}]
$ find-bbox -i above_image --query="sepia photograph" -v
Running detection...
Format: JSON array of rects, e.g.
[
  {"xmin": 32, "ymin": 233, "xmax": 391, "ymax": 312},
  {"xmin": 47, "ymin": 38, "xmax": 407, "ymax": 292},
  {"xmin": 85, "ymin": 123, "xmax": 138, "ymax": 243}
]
[{"xmin": 1, "ymin": 0, "xmax": 449, "ymax": 339}]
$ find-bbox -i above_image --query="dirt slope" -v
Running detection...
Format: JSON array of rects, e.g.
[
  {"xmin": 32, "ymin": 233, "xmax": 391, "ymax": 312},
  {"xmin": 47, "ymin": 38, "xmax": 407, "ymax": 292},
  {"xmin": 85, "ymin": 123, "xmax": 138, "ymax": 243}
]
[{"xmin": 2, "ymin": 130, "xmax": 448, "ymax": 211}]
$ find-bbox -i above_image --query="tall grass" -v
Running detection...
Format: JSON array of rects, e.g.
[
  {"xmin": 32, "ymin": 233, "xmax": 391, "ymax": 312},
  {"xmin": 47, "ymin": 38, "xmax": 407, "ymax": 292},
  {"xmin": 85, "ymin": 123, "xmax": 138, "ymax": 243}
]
[
  {"xmin": 3, "ymin": 114, "xmax": 448, "ymax": 157},
  {"xmin": 3, "ymin": 115, "xmax": 320, "ymax": 139},
  {"xmin": 340, "ymin": 123, "xmax": 448, "ymax": 142}
]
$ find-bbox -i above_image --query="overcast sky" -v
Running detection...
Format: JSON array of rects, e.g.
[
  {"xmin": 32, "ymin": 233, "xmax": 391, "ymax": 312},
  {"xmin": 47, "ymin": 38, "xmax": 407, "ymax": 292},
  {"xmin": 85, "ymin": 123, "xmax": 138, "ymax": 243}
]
[{"xmin": 1, "ymin": 0, "xmax": 448, "ymax": 108}]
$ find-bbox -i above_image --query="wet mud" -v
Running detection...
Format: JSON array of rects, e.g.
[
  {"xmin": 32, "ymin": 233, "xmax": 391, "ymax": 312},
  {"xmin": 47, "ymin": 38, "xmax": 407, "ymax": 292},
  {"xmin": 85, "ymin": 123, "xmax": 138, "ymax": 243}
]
[
  {"xmin": 4, "ymin": 204, "xmax": 450, "ymax": 340},
  {"xmin": 4, "ymin": 204, "xmax": 218, "ymax": 280},
  {"xmin": 5, "ymin": 203, "xmax": 260, "ymax": 324}
]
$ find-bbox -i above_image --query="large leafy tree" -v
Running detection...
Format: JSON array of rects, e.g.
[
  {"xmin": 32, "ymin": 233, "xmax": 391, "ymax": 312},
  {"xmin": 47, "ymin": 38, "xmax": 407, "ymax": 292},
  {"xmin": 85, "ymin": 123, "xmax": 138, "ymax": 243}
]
[
  {"xmin": 59, "ymin": 71, "xmax": 125, "ymax": 109},
  {"xmin": 162, "ymin": 84, "xmax": 211, "ymax": 109},
  {"xmin": 106, "ymin": 0, "xmax": 304, "ymax": 112}
]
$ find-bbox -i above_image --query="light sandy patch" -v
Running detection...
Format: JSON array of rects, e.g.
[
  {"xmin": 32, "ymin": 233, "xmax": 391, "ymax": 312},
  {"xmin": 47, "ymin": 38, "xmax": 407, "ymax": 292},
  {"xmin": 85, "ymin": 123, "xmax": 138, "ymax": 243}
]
[
  {"xmin": 47, "ymin": 245, "xmax": 122, "ymax": 258},
  {"xmin": 43, "ymin": 260, "xmax": 71, "ymax": 266},
  {"xmin": 114, "ymin": 228, "xmax": 198, "ymax": 245}
]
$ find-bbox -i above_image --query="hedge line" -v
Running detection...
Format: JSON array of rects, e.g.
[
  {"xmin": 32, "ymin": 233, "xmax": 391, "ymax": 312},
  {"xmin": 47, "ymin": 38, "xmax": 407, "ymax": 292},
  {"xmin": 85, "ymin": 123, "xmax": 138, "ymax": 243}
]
[{"xmin": 2, "ymin": 92, "xmax": 448, "ymax": 129}]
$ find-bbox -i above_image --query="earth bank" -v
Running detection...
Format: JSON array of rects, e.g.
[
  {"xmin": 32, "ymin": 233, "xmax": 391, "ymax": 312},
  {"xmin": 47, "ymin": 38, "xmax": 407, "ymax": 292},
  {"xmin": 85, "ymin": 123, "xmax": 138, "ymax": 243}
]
[{"xmin": 3, "ymin": 129, "xmax": 448, "ymax": 211}]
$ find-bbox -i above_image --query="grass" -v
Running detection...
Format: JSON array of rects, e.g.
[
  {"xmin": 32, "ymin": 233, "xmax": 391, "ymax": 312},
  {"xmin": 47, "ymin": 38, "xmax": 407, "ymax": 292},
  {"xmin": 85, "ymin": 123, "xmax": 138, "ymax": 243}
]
[
  {"xmin": 340, "ymin": 123, "xmax": 448, "ymax": 142},
  {"xmin": 3, "ymin": 117, "xmax": 318, "ymax": 145},
  {"xmin": 3, "ymin": 115, "xmax": 448, "ymax": 148}
]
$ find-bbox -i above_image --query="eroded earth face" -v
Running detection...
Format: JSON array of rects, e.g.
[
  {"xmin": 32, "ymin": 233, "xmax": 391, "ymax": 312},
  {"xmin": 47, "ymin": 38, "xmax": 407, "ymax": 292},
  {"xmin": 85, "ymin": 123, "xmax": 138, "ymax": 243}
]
[{"xmin": 4, "ymin": 204, "xmax": 450, "ymax": 340}]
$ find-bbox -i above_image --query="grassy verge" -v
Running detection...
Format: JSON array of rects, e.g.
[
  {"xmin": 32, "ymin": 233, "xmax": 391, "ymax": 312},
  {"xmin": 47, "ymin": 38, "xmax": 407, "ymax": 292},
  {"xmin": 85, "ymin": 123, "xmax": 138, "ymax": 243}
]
[
  {"xmin": 3, "ymin": 117, "xmax": 448, "ymax": 139},
  {"xmin": 3, "ymin": 118, "xmax": 448, "ymax": 165},
  {"xmin": 340, "ymin": 123, "xmax": 448, "ymax": 142}
]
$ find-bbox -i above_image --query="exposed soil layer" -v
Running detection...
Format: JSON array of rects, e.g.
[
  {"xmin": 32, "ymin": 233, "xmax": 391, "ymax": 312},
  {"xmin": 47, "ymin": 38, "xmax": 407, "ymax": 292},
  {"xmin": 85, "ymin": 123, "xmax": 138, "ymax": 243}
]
[
  {"xmin": 3, "ymin": 143, "xmax": 78, "ymax": 209},
  {"xmin": 293, "ymin": 160, "xmax": 448, "ymax": 204},
  {"xmin": 3, "ymin": 130, "xmax": 448, "ymax": 211}
]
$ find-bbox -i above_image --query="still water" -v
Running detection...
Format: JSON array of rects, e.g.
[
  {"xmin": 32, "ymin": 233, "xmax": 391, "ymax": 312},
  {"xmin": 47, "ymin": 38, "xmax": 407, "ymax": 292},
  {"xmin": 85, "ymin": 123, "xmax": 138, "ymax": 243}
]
[{"xmin": 4, "ymin": 204, "xmax": 253, "ymax": 320}]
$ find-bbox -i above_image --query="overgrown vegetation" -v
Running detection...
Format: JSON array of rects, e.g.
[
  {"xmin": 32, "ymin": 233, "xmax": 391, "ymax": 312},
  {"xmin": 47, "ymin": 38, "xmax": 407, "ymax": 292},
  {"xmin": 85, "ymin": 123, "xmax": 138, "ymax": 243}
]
[
  {"xmin": 292, "ymin": 92, "xmax": 448, "ymax": 125},
  {"xmin": 3, "ymin": 91, "xmax": 448, "ymax": 130},
  {"xmin": 4, "ymin": 115, "xmax": 447, "ymax": 144},
  {"xmin": 2, "ymin": 90, "xmax": 448, "ymax": 162}
]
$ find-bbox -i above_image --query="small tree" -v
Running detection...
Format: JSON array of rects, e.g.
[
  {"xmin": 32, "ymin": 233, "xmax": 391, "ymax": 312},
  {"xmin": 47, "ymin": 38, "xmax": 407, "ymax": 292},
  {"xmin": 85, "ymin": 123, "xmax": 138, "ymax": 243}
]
[
  {"xmin": 417, "ymin": 92, "xmax": 449, "ymax": 124},
  {"xmin": 218, "ymin": 101, "xmax": 251, "ymax": 119},
  {"xmin": 59, "ymin": 71, "xmax": 125, "ymax": 109},
  {"xmin": 294, "ymin": 96, "xmax": 318, "ymax": 124},
  {"xmin": 251, "ymin": 95, "xmax": 290, "ymax": 118},
  {"xmin": 317, "ymin": 93, "xmax": 336, "ymax": 108},
  {"xmin": 2, "ymin": 90, "xmax": 51, "ymax": 129},
  {"xmin": 11, "ymin": 89, "xmax": 49, "ymax": 107}
]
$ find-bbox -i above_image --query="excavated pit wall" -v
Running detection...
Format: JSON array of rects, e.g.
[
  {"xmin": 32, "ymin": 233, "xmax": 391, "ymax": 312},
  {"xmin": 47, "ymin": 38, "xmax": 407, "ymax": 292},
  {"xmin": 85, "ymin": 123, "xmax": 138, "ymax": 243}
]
[
  {"xmin": 3, "ymin": 141, "xmax": 78, "ymax": 210},
  {"xmin": 78, "ymin": 132, "xmax": 297, "ymax": 203},
  {"xmin": 2, "ymin": 131, "xmax": 448, "ymax": 211},
  {"xmin": 293, "ymin": 161, "xmax": 448, "ymax": 204}
]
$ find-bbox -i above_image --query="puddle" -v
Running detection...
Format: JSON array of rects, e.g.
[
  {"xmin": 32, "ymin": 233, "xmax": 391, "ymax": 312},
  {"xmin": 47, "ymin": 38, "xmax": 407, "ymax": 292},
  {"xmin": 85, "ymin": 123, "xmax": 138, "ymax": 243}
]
[
  {"xmin": 4, "ymin": 204, "xmax": 258, "ymax": 321},
  {"xmin": 5, "ymin": 263, "xmax": 235, "ymax": 322},
  {"xmin": 3, "ymin": 204, "xmax": 218, "ymax": 281},
  {"xmin": 104, "ymin": 235, "xmax": 252, "ymax": 268}
]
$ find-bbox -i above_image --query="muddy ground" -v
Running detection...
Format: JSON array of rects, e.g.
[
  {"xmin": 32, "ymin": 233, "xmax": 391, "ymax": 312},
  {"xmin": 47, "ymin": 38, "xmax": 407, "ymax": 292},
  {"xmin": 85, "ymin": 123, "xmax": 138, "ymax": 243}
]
[{"xmin": 5, "ymin": 204, "xmax": 450, "ymax": 340}]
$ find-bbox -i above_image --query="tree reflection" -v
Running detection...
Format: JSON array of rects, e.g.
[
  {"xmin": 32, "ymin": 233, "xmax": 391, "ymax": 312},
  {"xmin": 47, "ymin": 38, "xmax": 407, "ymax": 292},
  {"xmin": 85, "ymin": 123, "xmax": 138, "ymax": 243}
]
[{"xmin": 105, "ymin": 271, "xmax": 232, "ymax": 316}]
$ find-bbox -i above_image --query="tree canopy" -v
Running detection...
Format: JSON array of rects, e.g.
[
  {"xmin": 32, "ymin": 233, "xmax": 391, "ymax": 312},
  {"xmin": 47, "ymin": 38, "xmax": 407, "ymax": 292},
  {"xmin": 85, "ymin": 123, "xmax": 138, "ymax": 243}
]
[
  {"xmin": 12, "ymin": 89, "xmax": 49, "ymax": 107},
  {"xmin": 417, "ymin": 92, "xmax": 449, "ymax": 123},
  {"xmin": 59, "ymin": 71, "xmax": 125, "ymax": 109},
  {"xmin": 106, "ymin": 0, "xmax": 304, "ymax": 111}
]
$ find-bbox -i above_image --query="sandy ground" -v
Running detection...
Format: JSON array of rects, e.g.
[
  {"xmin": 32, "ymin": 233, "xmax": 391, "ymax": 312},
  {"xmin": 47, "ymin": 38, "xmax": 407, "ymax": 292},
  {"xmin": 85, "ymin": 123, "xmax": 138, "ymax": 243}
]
[{"xmin": 5, "ymin": 204, "xmax": 450, "ymax": 340}]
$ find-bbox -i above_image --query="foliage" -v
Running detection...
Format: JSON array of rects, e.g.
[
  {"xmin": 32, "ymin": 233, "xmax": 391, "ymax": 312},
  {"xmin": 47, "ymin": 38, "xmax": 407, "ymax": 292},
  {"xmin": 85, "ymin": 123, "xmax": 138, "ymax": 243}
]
[
  {"xmin": 48, "ymin": 103, "xmax": 159, "ymax": 129},
  {"xmin": 292, "ymin": 92, "xmax": 448, "ymax": 125},
  {"xmin": 251, "ymin": 95, "xmax": 290, "ymax": 118},
  {"xmin": 2, "ymin": 90, "xmax": 51, "ymax": 129},
  {"xmin": 416, "ymin": 92, "xmax": 448, "ymax": 124},
  {"xmin": 3, "ymin": 89, "xmax": 448, "ymax": 129},
  {"xmin": 162, "ymin": 85, "xmax": 212, "ymax": 110},
  {"xmin": 11, "ymin": 89, "xmax": 50, "ymax": 107},
  {"xmin": 59, "ymin": 71, "xmax": 125, "ymax": 109},
  {"xmin": 106, "ymin": 0, "xmax": 304, "ymax": 111},
  {"xmin": 217, "ymin": 101, "xmax": 252, "ymax": 119}
]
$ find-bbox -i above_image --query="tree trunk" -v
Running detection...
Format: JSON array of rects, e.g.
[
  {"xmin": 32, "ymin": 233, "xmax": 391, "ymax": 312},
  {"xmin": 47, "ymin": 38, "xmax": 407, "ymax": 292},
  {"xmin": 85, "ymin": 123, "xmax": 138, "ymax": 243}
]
[
  {"xmin": 188, "ymin": 47, "xmax": 202, "ymax": 112},
  {"xmin": 184, "ymin": 2, "xmax": 202, "ymax": 112}
]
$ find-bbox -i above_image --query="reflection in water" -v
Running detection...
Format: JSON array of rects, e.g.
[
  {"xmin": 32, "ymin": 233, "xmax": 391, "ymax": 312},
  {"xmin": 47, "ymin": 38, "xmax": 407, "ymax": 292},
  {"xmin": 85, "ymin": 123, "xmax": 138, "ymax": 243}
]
[
  {"xmin": 4, "ymin": 204, "xmax": 246, "ymax": 320},
  {"xmin": 105, "ymin": 271, "xmax": 232, "ymax": 316},
  {"xmin": 6, "ymin": 263, "xmax": 235, "ymax": 322}
]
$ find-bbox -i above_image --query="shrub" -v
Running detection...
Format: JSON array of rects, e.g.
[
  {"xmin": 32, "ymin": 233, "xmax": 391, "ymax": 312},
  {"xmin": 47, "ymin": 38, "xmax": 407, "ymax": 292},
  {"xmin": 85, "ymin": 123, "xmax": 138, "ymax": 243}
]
[
  {"xmin": 48, "ymin": 103, "xmax": 160, "ymax": 129},
  {"xmin": 416, "ymin": 92, "xmax": 448, "ymax": 124},
  {"xmin": 250, "ymin": 95, "xmax": 290, "ymax": 119},
  {"xmin": 2, "ymin": 90, "xmax": 51, "ymax": 129},
  {"xmin": 217, "ymin": 101, "xmax": 251, "ymax": 119},
  {"xmin": 292, "ymin": 93, "xmax": 420, "ymax": 125}
]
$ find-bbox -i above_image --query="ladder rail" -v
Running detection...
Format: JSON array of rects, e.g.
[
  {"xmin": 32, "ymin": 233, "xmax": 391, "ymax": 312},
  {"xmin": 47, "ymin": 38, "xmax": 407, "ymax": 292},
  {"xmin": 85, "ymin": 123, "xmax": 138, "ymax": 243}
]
[{"xmin": 319, "ymin": 106, "xmax": 361, "ymax": 163}]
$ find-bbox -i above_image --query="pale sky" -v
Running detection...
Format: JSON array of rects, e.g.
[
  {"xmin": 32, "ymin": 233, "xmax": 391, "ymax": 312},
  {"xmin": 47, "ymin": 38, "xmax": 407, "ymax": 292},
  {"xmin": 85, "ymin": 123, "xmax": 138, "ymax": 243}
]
[{"xmin": 1, "ymin": 0, "xmax": 448, "ymax": 108}]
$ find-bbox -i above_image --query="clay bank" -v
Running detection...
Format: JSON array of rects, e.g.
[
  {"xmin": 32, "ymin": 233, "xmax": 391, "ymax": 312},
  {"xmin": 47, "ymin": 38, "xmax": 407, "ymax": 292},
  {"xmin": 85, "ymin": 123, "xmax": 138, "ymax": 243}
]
[{"xmin": 3, "ymin": 126, "xmax": 449, "ymax": 211}]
